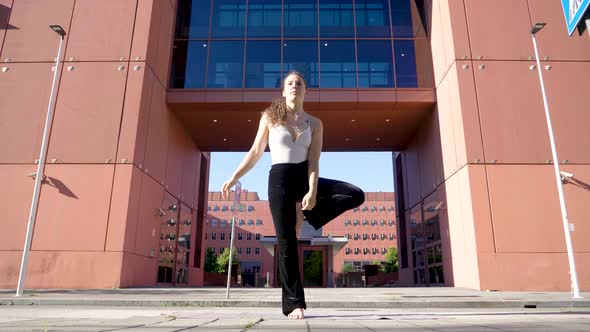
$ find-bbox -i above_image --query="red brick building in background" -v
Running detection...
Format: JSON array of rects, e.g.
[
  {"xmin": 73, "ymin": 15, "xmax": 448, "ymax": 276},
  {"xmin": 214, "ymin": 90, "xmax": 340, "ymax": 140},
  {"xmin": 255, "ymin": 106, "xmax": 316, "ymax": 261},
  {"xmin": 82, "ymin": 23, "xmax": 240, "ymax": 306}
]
[{"xmin": 206, "ymin": 190, "xmax": 397, "ymax": 287}]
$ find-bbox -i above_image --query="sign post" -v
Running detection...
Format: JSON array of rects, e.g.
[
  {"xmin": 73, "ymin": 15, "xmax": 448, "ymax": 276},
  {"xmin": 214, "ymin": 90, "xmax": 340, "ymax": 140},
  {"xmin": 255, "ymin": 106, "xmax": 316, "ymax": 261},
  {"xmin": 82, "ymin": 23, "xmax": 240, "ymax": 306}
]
[{"xmin": 226, "ymin": 181, "xmax": 241, "ymax": 299}]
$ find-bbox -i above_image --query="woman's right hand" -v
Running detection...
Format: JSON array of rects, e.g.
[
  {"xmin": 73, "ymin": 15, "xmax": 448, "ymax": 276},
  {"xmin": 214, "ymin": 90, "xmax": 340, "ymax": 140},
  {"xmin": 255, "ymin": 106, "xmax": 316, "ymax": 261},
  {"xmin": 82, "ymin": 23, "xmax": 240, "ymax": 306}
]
[{"xmin": 221, "ymin": 178, "xmax": 237, "ymax": 199}]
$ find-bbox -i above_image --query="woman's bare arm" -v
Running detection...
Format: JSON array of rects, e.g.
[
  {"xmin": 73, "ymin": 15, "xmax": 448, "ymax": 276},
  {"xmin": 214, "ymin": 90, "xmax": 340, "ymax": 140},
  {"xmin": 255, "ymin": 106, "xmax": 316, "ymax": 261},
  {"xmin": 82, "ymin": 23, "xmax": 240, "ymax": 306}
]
[
  {"xmin": 302, "ymin": 116, "xmax": 323, "ymax": 210},
  {"xmin": 221, "ymin": 114, "xmax": 270, "ymax": 198}
]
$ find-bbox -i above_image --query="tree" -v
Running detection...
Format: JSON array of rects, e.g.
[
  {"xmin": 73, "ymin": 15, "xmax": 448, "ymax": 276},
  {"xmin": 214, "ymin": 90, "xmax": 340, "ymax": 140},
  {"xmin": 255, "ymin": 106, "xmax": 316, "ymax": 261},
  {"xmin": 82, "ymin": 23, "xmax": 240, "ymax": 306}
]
[
  {"xmin": 384, "ymin": 247, "xmax": 399, "ymax": 272},
  {"xmin": 372, "ymin": 260, "xmax": 386, "ymax": 272},
  {"xmin": 216, "ymin": 248, "xmax": 239, "ymax": 273},
  {"xmin": 204, "ymin": 248, "xmax": 219, "ymax": 273},
  {"xmin": 341, "ymin": 262, "xmax": 354, "ymax": 274}
]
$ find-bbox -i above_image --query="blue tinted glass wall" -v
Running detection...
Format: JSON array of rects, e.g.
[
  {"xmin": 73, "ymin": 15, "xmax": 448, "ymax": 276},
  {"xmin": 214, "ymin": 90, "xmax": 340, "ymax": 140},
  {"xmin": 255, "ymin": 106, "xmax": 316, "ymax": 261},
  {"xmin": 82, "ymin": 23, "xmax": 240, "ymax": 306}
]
[{"xmin": 171, "ymin": 0, "xmax": 425, "ymax": 89}]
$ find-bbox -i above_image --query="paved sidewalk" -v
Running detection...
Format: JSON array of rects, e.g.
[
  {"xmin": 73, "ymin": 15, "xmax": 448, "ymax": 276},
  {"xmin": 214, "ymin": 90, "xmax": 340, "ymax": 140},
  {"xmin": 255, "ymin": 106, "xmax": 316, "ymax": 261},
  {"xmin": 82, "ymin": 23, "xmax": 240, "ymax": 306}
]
[
  {"xmin": 0, "ymin": 306, "xmax": 589, "ymax": 331},
  {"xmin": 0, "ymin": 287, "xmax": 588, "ymax": 309}
]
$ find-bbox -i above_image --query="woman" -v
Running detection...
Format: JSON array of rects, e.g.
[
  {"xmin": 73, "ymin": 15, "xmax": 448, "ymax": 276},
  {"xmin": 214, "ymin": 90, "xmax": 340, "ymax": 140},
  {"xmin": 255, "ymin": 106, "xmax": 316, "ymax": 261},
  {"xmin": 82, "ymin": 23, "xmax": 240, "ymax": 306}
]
[{"xmin": 221, "ymin": 71, "xmax": 365, "ymax": 319}]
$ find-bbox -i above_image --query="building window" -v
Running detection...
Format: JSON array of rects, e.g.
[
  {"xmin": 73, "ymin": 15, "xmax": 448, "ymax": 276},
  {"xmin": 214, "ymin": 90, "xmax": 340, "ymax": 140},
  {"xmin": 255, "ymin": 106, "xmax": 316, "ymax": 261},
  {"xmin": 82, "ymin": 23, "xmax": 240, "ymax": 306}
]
[
  {"xmin": 389, "ymin": 219, "xmax": 395, "ymax": 226},
  {"xmin": 246, "ymin": 248, "xmax": 251, "ymax": 255},
  {"xmin": 371, "ymin": 233, "xmax": 377, "ymax": 240},
  {"xmin": 222, "ymin": 205, "xmax": 228, "ymax": 211},
  {"xmin": 362, "ymin": 206, "xmax": 368, "ymax": 212},
  {"xmin": 247, "ymin": 219, "xmax": 254, "ymax": 225},
  {"xmin": 247, "ymin": 0, "xmax": 281, "ymax": 38},
  {"xmin": 212, "ymin": 219, "xmax": 218, "ymax": 227},
  {"xmin": 238, "ymin": 233, "xmax": 243, "ymax": 240},
  {"xmin": 354, "ymin": 248, "xmax": 360, "ymax": 255},
  {"xmin": 207, "ymin": 41, "xmax": 245, "ymax": 88},
  {"xmin": 248, "ymin": 205, "xmax": 255, "ymax": 212},
  {"xmin": 237, "ymin": 247, "xmax": 242, "ymax": 255},
  {"xmin": 220, "ymin": 233, "xmax": 226, "ymax": 241},
  {"xmin": 354, "ymin": 233, "xmax": 359, "ymax": 240},
  {"xmin": 380, "ymin": 219, "xmax": 385, "ymax": 226},
  {"xmin": 370, "ymin": 205, "xmax": 376, "ymax": 212},
  {"xmin": 344, "ymin": 219, "xmax": 350, "ymax": 226},
  {"xmin": 353, "ymin": 207, "xmax": 358, "ymax": 212},
  {"xmin": 220, "ymin": 247, "xmax": 224, "ymax": 253},
  {"xmin": 255, "ymin": 247, "xmax": 260, "ymax": 255},
  {"xmin": 394, "ymin": 40, "xmax": 418, "ymax": 88},
  {"xmin": 362, "ymin": 233, "xmax": 368, "ymax": 240},
  {"xmin": 345, "ymin": 248, "xmax": 351, "ymax": 255},
  {"xmin": 380, "ymin": 233, "xmax": 386, "ymax": 240},
  {"xmin": 379, "ymin": 206, "xmax": 385, "ymax": 212},
  {"xmin": 371, "ymin": 219, "xmax": 376, "ymax": 226},
  {"xmin": 207, "ymin": 205, "xmax": 212, "ymax": 211},
  {"xmin": 210, "ymin": 0, "xmax": 247, "ymax": 38},
  {"xmin": 355, "ymin": 0, "xmax": 391, "ymax": 38},
  {"xmin": 363, "ymin": 248, "xmax": 369, "ymax": 255},
  {"xmin": 372, "ymin": 248, "xmax": 378, "ymax": 255},
  {"xmin": 247, "ymin": 233, "xmax": 252, "ymax": 240},
  {"xmin": 256, "ymin": 219, "xmax": 262, "ymax": 225},
  {"xmin": 239, "ymin": 219, "xmax": 245, "ymax": 226},
  {"xmin": 353, "ymin": 219, "xmax": 359, "ymax": 226},
  {"xmin": 320, "ymin": 40, "xmax": 356, "ymax": 88},
  {"xmin": 284, "ymin": 0, "xmax": 318, "ymax": 38},
  {"xmin": 221, "ymin": 219, "xmax": 227, "ymax": 227},
  {"xmin": 255, "ymin": 233, "xmax": 261, "ymax": 240},
  {"xmin": 362, "ymin": 219, "xmax": 368, "ymax": 226},
  {"xmin": 283, "ymin": 40, "xmax": 319, "ymax": 87},
  {"xmin": 210, "ymin": 247, "xmax": 215, "ymax": 254},
  {"xmin": 389, "ymin": 233, "xmax": 396, "ymax": 240},
  {"xmin": 211, "ymin": 233, "xmax": 217, "ymax": 240},
  {"xmin": 388, "ymin": 206, "xmax": 394, "ymax": 212},
  {"xmin": 213, "ymin": 205, "xmax": 220, "ymax": 211},
  {"xmin": 382, "ymin": 248, "xmax": 387, "ymax": 254}
]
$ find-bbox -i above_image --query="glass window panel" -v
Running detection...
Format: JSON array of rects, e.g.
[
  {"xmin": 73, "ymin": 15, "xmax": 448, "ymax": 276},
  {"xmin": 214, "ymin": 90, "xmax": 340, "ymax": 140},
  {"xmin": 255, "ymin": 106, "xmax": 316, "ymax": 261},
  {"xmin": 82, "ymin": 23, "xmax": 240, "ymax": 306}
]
[
  {"xmin": 390, "ymin": 0, "xmax": 413, "ymax": 38},
  {"xmin": 211, "ymin": 0, "xmax": 246, "ymax": 38},
  {"xmin": 355, "ymin": 0, "xmax": 391, "ymax": 38},
  {"xmin": 319, "ymin": 40, "xmax": 356, "ymax": 88},
  {"xmin": 176, "ymin": 0, "xmax": 211, "ymax": 38},
  {"xmin": 247, "ymin": 0, "xmax": 281, "ymax": 38},
  {"xmin": 282, "ymin": 40, "xmax": 319, "ymax": 88},
  {"xmin": 284, "ymin": 0, "xmax": 318, "ymax": 38},
  {"xmin": 320, "ymin": 0, "xmax": 354, "ymax": 38},
  {"xmin": 170, "ymin": 40, "xmax": 208, "ymax": 88},
  {"xmin": 394, "ymin": 40, "xmax": 417, "ymax": 88},
  {"xmin": 357, "ymin": 40, "xmax": 394, "ymax": 88},
  {"xmin": 245, "ymin": 41, "xmax": 281, "ymax": 88},
  {"xmin": 207, "ymin": 41, "xmax": 244, "ymax": 88}
]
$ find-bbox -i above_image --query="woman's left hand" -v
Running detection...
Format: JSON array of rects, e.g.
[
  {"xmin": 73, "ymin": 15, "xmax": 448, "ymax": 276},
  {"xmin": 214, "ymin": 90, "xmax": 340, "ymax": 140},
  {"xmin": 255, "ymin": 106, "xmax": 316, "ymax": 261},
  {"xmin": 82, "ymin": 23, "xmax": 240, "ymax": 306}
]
[{"xmin": 301, "ymin": 191, "xmax": 316, "ymax": 210}]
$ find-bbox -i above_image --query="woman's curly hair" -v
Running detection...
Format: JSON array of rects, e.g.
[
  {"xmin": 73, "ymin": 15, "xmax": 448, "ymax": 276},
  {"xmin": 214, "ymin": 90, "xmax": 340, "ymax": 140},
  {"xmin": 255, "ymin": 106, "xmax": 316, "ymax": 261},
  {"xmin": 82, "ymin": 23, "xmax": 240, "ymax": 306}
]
[{"xmin": 263, "ymin": 71, "xmax": 307, "ymax": 126}]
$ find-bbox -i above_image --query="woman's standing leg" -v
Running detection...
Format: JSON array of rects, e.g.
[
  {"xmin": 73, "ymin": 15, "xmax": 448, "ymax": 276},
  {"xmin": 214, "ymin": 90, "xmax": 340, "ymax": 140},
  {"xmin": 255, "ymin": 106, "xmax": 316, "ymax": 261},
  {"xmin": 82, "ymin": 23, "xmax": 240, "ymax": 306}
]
[
  {"xmin": 303, "ymin": 178, "xmax": 365, "ymax": 230},
  {"xmin": 268, "ymin": 181, "xmax": 306, "ymax": 316}
]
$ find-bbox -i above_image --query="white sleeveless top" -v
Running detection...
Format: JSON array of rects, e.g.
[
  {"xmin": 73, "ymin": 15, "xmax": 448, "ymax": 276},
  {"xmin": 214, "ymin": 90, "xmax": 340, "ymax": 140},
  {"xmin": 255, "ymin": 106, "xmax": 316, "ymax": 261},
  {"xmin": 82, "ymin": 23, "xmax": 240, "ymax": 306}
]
[{"xmin": 268, "ymin": 123, "xmax": 312, "ymax": 165}]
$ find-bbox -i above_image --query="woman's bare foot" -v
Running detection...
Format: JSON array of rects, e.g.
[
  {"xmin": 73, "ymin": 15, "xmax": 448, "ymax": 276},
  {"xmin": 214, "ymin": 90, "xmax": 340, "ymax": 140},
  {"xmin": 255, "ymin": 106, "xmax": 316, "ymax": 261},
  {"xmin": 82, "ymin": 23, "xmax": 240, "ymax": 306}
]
[
  {"xmin": 295, "ymin": 203, "xmax": 304, "ymax": 238},
  {"xmin": 287, "ymin": 308, "xmax": 305, "ymax": 319}
]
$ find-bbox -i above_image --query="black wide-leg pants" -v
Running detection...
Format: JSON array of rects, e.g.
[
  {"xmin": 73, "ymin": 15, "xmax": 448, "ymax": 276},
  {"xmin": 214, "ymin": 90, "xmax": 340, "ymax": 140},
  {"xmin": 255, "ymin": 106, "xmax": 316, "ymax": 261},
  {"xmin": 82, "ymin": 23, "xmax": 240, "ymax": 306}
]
[{"xmin": 268, "ymin": 160, "xmax": 365, "ymax": 316}]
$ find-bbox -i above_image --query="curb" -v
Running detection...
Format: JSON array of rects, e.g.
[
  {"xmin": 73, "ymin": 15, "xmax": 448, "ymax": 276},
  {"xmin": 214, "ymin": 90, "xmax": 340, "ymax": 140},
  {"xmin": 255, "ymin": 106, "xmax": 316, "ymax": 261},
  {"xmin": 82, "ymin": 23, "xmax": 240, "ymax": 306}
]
[{"xmin": 1, "ymin": 298, "xmax": 590, "ymax": 309}]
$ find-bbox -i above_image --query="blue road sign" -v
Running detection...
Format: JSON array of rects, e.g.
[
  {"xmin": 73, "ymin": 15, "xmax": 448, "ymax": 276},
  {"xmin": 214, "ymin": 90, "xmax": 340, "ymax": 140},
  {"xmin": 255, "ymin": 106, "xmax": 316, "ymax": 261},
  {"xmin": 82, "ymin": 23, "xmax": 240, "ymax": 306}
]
[{"xmin": 562, "ymin": 0, "xmax": 590, "ymax": 35}]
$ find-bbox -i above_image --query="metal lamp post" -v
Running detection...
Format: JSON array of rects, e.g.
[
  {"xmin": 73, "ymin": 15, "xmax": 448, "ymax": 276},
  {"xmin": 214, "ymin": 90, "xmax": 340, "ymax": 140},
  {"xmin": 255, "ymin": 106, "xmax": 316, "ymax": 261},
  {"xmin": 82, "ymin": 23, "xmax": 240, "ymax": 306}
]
[
  {"xmin": 530, "ymin": 22, "xmax": 581, "ymax": 299},
  {"xmin": 16, "ymin": 25, "xmax": 66, "ymax": 296}
]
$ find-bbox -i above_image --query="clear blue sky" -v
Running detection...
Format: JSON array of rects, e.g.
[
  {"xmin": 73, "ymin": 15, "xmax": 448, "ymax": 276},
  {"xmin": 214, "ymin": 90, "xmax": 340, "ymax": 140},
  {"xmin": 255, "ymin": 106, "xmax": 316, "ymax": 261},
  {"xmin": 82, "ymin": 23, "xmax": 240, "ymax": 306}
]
[{"xmin": 209, "ymin": 152, "xmax": 394, "ymax": 200}]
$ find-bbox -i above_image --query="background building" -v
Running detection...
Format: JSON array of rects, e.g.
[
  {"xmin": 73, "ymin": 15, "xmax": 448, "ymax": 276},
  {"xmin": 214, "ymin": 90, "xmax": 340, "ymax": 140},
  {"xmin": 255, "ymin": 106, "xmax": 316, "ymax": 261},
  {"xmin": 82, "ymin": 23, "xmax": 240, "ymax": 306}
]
[
  {"xmin": 204, "ymin": 190, "xmax": 397, "ymax": 287},
  {"xmin": 0, "ymin": 0, "xmax": 588, "ymax": 291}
]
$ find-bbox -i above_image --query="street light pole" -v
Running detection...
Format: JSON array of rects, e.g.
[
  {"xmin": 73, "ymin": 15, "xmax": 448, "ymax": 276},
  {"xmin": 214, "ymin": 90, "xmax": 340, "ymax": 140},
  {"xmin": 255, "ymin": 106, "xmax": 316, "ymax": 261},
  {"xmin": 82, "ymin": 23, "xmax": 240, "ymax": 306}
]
[
  {"xmin": 16, "ymin": 25, "xmax": 66, "ymax": 297},
  {"xmin": 530, "ymin": 23, "xmax": 581, "ymax": 299}
]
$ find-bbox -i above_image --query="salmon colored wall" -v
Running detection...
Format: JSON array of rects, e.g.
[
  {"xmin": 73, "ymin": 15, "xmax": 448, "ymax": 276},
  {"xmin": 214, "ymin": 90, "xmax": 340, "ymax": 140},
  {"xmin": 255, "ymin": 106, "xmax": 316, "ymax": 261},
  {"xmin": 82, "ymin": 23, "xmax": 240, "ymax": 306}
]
[
  {"xmin": 0, "ymin": 0, "xmax": 207, "ymax": 288},
  {"xmin": 399, "ymin": 0, "xmax": 589, "ymax": 291}
]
